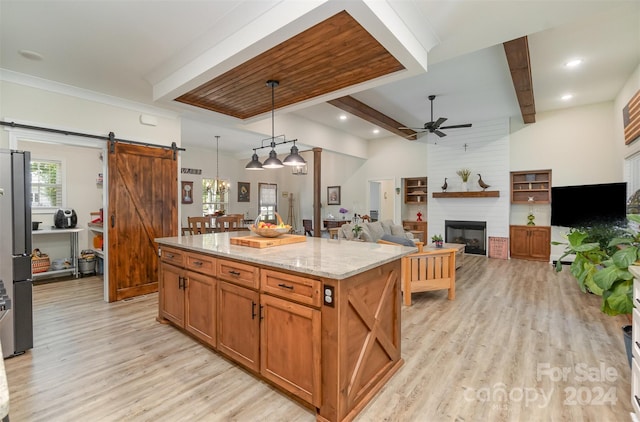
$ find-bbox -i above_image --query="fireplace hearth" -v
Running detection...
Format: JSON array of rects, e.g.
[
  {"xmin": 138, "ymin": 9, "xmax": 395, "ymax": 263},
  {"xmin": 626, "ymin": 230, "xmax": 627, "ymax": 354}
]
[{"xmin": 445, "ymin": 220, "xmax": 487, "ymax": 255}]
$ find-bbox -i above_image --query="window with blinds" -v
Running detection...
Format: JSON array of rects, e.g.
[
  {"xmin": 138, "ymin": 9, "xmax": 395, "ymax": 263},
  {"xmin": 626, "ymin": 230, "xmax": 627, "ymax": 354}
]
[
  {"xmin": 258, "ymin": 183, "xmax": 277, "ymax": 223},
  {"xmin": 31, "ymin": 159, "xmax": 63, "ymax": 209}
]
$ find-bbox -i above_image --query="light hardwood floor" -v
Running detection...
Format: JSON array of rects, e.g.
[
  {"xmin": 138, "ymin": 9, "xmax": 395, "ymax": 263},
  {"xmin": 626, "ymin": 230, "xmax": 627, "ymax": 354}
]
[{"xmin": 5, "ymin": 256, "xmax": 633, "ymax": 421}]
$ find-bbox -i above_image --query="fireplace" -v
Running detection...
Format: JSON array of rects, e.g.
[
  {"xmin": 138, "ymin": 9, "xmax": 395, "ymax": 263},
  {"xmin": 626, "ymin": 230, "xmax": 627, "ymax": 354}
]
[{"xmin": 445, "ymin": 220, "xmax": 487, "ymax": 255}]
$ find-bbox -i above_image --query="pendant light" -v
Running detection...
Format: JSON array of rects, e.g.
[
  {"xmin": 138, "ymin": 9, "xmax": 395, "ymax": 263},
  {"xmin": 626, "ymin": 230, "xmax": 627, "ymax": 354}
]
[
  {"xmin": 245, "ymin": 148, "xmax": 263, "ymax": 170},
  {"xmin": 262, "ymin": 80, "xmax": 284, "ymax": 169},
  {"xmin": 214, "ymin": 135, "xmax": 229, "ymax": 194},
  {"xmin": 245, "ymin": 80, "xmax": 306, "ymax": 170}
]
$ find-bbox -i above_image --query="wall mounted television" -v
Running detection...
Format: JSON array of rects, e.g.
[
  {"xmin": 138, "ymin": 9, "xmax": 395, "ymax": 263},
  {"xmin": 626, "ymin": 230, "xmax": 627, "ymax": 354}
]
[{"xmin": 550, "ymin": 182, "xmax": 628, "ymax": 227}]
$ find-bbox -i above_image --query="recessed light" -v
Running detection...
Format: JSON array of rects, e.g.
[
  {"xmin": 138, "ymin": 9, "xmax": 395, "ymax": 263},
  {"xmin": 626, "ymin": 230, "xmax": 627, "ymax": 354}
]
[
  {"xmin": 561, "ymin": 94, "xmax": 573, "ymax": 101},
  {"xmin": 19, "ymin": 49, "xmax": 44, "ymax": 61},
  {"xmin": 372, "ymin": 129, "xmax": 380, "ymax": 134},
  {"xmin": 339, "ymin": 115, "xmax": 347, "ymax": 121},
  {"xmin": 565, "ymin": 59, "xmax": 582, "ymax": 68}
]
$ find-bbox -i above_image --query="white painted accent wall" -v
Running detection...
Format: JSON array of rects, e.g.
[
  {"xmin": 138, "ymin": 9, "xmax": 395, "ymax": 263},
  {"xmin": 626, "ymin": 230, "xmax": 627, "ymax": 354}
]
[{"xmin": 427, "ymin": 118, "xmax": 510, "ymax": 250}]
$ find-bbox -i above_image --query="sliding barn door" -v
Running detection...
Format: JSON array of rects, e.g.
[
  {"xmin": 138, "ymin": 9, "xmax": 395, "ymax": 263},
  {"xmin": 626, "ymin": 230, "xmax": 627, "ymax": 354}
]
[{"xmin": 107, "ymin": 142, "xmax": 177, "ymax": 301}]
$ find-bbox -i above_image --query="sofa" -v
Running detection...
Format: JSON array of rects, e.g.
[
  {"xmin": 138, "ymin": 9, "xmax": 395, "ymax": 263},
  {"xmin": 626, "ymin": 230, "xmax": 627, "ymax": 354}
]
[{"xmin": 337, "ymin": 219, "xmax": 416, "ymax": 244}]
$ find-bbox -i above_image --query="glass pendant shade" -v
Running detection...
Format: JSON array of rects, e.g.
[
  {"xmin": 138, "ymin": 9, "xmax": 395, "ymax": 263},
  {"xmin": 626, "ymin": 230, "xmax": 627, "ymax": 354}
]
[
  {"xmin": 263, "ymin": 149, "xmax": 283, "ymax": 168},
  {"xmin": 283, "ymin": 144, "xmax": 306, "ymax": 166}
]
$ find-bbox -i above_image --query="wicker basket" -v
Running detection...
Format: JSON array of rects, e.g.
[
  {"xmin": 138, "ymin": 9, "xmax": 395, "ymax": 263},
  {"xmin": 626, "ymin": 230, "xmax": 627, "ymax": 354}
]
[
  {"xmin": 31, "ymin": 249, "xmax": 50, "ymax": 274},
  {"xmin": 250, "ymin": 212, "xmax": 291, "ymax": 238}
]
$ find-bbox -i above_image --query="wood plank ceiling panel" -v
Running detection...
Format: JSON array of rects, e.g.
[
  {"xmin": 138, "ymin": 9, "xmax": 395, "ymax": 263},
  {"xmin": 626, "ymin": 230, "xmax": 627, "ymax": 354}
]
[
  {"xmin": 175, "ymin": 11, "xmax": 406, "ymax": 119},
  {"xmin": 503, "ymin": 36, "xmax": 536, "ymax": 124}
]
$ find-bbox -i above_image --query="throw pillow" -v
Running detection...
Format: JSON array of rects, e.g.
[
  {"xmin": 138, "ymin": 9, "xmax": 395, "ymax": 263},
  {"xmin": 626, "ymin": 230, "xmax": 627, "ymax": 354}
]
[
  {"xmin": 340, "ymin": 223, "xmax": 354, "ymax": 240},
  {"xmin": 390, "ymin": 224, "xmax": 406, "ymax": 237},
  {"xmin": 380, "ymin": 219, "xmax": 394, "ymax": 235},
  {"xmin": 380, "ymin": 234, "xmax": 416, "ymax": 247},
  {"xmin": 367, "ymin": 221, "xmax": 386, "ymax": 242}
]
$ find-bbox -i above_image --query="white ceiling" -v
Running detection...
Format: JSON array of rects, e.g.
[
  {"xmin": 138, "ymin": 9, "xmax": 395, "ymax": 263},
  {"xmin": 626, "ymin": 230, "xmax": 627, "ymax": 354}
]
[{"xmin": 1, "ymin": 0, "xmax": 638, "ymax": 156}]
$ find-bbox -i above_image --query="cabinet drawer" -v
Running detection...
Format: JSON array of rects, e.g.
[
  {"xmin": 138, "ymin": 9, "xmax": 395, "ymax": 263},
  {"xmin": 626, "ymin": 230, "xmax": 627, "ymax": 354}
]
[
  {"xmin": 160, "ymin": 246, "xmax": 184, "ymax": 266},
  {"xmin": 217, "ymin": 259, "xmax": 259, "ymax": 289},
  {"xmin": 261, "ymin": 269, "xmax": 321, "ymax": 307},
  {"xmin": 186, "ymin": 252, "xmax": 216, "ymax": 276}
]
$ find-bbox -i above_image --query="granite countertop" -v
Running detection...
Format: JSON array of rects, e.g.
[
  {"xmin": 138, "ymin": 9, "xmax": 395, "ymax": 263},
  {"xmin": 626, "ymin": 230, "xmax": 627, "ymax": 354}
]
[{"xmin": 155, "ymin": 232, "xmax": 416, "ymax": 280}]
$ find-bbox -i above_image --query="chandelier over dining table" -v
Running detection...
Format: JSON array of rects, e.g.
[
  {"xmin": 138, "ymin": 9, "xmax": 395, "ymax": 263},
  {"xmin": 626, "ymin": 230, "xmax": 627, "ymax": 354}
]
[{"xmin": 213, "ymin": 135, "xmax": 229, "ymax": 196}]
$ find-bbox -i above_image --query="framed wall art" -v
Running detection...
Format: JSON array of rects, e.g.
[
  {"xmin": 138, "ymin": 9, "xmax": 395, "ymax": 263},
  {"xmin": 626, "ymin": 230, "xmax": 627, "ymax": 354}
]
[
  {"xmin": 238, "ymin": 182, "xmax": 250, "ymax": 202},
  {"xmin": 327, "ymin": 186, "xmax": 341, "ymax": 205},
  {"xmin": 181, "ymin": 181, "xmax": 193, "ymax": 204}
]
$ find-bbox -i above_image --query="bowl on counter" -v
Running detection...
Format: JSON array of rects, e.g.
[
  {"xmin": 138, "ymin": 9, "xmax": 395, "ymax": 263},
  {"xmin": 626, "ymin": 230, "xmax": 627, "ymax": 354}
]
[{"xmin": 249, "ymin": 212, "xmax": 291, "ymax": 238}]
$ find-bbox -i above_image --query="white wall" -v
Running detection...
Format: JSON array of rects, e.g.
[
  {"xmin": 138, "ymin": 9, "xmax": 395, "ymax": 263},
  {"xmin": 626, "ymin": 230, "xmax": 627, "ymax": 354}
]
[
  {"xmin": 0, "ymin": 79, "xmax": 181, "ymax": 148},
  {"xmin": 427, "ymin": 118, "xmax": 511, "ymax": 248}
]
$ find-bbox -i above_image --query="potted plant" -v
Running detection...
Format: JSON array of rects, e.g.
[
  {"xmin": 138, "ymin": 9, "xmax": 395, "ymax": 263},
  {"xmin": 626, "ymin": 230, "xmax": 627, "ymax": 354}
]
[
  {"xmin": 352, "ymin": 224, "xmax": 363, "ymax": 239},
  {"xmin": 456, "ymin": 168, "xmax": 471, "ymax": 191},
  {"xmin": 554, "ymin": 215, "xmax": 638, "ymax": 366},
  {"xmin": 431, "ymin": 234, "xmax": 443, "ymax": 248}
]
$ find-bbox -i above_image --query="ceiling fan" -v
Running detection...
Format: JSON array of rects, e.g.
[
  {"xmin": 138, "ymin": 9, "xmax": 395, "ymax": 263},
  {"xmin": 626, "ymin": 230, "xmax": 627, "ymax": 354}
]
[{"xmin": 400, "ymin": 95, "xmax": 472, "ymax": 138}]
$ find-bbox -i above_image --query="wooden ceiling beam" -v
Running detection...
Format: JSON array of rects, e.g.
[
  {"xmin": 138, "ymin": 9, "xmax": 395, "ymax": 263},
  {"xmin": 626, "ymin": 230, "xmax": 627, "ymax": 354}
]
[
  {"xmin": 503, "ymin": 36, "xmax": 536, "ymax": 124},
  {"xmin": 327, "ymin": 96, "xmax": 417, "ymax": 140}
]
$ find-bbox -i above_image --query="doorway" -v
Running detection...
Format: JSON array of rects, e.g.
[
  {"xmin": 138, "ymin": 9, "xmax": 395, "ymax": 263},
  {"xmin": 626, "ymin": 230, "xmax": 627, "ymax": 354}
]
[{"xmin": 368, "ymin": 179, "xmax": 396, "ymax": 221}]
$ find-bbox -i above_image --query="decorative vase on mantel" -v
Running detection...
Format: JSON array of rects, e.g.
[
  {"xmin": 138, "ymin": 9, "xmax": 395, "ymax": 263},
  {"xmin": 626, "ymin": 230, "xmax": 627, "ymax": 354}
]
[{"xmin": 462, "ymin": 182, "xmax": 468, "ymax": 192}]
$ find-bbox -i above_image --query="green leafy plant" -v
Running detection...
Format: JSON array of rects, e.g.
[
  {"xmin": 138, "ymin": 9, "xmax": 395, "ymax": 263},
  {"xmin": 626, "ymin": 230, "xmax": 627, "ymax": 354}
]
[
  {"xmin": 456, "ymin": 168, "xmax": 471, "ymax": 182},
  {"xmin": 554, "ymin": 215, "xmax": 640, "ymax": 316},
  {"xmin": 352, "ymin": 224, "xmax": 363, "ymax": 238},
  {"xmin": 431, "ymin": 234, "xmax": 443, "ymax": 243}
]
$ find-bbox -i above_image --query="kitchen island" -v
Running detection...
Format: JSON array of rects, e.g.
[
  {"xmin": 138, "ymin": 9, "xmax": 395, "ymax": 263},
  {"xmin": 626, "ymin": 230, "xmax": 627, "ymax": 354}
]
[{"xmin": 155, "ymin": 232, "xmax": 414, "ymax": 422}]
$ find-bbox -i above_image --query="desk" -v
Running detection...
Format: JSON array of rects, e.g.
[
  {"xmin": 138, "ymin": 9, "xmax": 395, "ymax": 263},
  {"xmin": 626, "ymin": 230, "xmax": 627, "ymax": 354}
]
[
  {"xmin": 32, "ymin": 227, "xmax": 83, "ymax": 279},
  {"xmin": 323, "ymin": 219, "xmax": 350, "ymax": 229}
]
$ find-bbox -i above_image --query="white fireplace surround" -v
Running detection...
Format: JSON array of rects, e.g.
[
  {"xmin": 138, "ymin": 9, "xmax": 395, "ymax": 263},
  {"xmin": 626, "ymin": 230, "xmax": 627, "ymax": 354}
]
[{"xmin": 427, "ymin": 118, "xmax": 510, "ymax": 254}]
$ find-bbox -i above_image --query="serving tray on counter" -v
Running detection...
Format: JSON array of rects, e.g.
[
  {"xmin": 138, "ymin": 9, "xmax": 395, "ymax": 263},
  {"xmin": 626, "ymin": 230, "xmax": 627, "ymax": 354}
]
[{"xmin": 230, "ymin": 234, "xmax": 307, "ymax": 248}]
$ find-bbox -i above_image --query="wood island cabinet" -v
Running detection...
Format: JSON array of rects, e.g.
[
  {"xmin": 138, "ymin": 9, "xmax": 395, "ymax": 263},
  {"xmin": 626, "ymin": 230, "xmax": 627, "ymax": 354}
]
[
  {"xmin": 159, "ymin": 247, "xmax": 217, "ymax": 347},
  {"xmin": 260, "ymin": 269, "xmax": 321, "ymax": 407},
  {"xmin": 156, "ymin": 238, "xmax": 403, "ymax": 422},
  {"xmin": 217, "ymin": 280, "xmax": 260, "ymax": 371},
  {"xmin": 509, "ymin": 225, "xmax": 551, "ymax": 262},
  {"xmin": 217, "ymin": 258, "xmax": 260, "ymax": 370}
]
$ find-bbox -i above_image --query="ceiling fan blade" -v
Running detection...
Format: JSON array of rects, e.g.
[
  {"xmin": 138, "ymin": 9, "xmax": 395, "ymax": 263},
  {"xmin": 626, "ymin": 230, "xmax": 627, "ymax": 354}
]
[
  {"xmin": 432, "ymin": 117, "xmax": 447, "ymax": 128},
  {"xmin": 440, "ymin": 123, "xmax": 472, "ymax": 129},
  {"xmin": 398, "ymin": 126, "xmax": 426, "ymax": 130},
  {"xmin": 434, "ymin": 130, "xmax": 447, "ymax": 138}
]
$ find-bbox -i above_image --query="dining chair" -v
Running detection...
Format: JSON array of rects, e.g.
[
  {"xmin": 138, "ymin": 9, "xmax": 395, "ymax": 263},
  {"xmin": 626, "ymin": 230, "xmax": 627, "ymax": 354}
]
[
  {"xmin": 187, "ymin": 216, "xmax": 212, "ymax": 235},
  {"xmin": 302, "ymin": 219, "xmax": 313, "ymax": 236},
  {"xmin": 215, "ymin": 215, "xmax": 239, "ymax": 232}
]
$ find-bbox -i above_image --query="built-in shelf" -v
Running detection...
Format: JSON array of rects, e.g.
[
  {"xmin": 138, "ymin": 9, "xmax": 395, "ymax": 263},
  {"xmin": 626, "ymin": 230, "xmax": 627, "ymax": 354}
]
[
  {"xmin": 432, "ymin": 191, "xmax": 500, "ymax": 198},
  {"xmin": 404, "ymin": 177, "xmax": 427, "ymax": 204},
  {"xmin": 510, "ymin": 169, "xmax": 551, "ymax": 204}
]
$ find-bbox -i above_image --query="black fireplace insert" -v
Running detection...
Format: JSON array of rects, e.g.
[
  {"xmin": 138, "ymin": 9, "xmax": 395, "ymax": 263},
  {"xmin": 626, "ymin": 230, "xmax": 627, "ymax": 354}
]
[{"xmin": 445, "ymin": 220, "xmax": 487, "ymax": 255}]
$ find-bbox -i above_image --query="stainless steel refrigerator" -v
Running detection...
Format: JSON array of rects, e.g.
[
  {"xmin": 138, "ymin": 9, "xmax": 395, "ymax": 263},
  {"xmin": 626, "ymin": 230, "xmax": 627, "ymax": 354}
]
[{"xmin": 0, "ymin": 149, "xmax": 33, "ymax": 358}]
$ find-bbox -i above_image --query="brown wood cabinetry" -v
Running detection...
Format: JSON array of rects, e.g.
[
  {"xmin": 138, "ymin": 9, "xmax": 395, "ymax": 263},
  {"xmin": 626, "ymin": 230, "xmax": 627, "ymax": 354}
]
[
  {"xmin": 510, "ymin": 169, "xmax": 552, "ymax": 204},
  {"xmin": 156, "ymin": 241, "xmax": 402, "ymax": 422},
  {"xmin": 260, "ymin": 293, "xmax": 321, "ymax": 407},
  {"xmin": 509, "ymin": 225, "xmax": 551, "ymax": 261},
  {"xmin": 404, "ymin": 177, "xmax": 427, "ymax": 204},
  {"xmin": 402, "ymin": 220, "xmax": 427, "ymax": 242},
  {"xmin": 159, "ymin": 247, "xmax": 217, "ymax": 347},
  {"xmin": 217, "ymin": 280, "xmax": 260, "ymax": 371}
]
